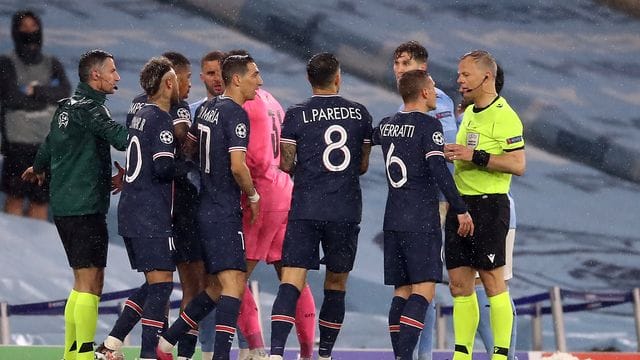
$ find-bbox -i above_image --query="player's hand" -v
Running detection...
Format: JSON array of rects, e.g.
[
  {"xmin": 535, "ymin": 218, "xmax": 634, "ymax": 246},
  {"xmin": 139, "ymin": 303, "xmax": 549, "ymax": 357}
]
[
  {"xmin": 445, "ymin": 144, "xmax": 472, "ymax": 162},
  {"xmin": 248, "ymin": 200, "xmax": 260, "ymax": 225},
  {"xmin": 456, "ymin": 211, "xmax": 474, "ymax": 237},
  {"xmin": 111, "ymin": 161, "xmax": 125, "ymax": 195},
  {"xmin": 21, "ymin": 166, "xmax": 45, "ymax": 186}
]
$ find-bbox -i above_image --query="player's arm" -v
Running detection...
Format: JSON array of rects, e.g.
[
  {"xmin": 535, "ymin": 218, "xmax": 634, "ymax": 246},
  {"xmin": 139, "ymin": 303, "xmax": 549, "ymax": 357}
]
[
  {"xmin": 173, "ymin": 122, "xmax": 189, "ymax": 147},
  {"xmin": 230, "ymin": 150, "xmax": 260, "ymax": 223},
  {"xmin": 280, "ymin": 142, "xmax": 296, "ymax": 175},
  {"xmin": 444, "ymin": 144, "xmax": 525, "ymax": 176},
  {"xmin": 360, "ymin": 108, "xmax": 374, "ymax": 175},
  {"xmin": 360, "ymin": 143, "xmax": 371, "ymax": 175},
  {"xmin": 23, "ymin": 135, "xmax": 51, "ymax": 186},
  {"xmin": 76, "ymin": 105, "xmax": 128, "ymax": 150}
]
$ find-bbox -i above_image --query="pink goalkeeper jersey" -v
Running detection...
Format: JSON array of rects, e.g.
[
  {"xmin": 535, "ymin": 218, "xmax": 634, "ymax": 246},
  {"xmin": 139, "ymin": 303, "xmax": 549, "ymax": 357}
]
[{"xmin": 242, "ymin": 88, "xmax": 292, "ymax": 211}]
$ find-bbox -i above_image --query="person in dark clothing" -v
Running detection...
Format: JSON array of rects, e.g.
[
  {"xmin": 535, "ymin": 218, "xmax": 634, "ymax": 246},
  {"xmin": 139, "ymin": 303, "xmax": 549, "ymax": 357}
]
[{"xmin": 0, "ymin": 9, "xmax": 70, "ymax": 219}]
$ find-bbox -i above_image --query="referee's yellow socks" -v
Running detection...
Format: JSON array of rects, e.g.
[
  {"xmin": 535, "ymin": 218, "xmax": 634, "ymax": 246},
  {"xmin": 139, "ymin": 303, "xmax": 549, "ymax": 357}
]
[
  {"xmin": 63, "ymin": 289, "xmax": 79, "ymax": 360},
  {"xmin": 73, "ymin": 292, "xmax": 100, "ymax": 360},
  {"xmin": 452, "ymin": 292, "xmax": 479, "ymax": 360},
  {"xmin": 489, "ymin": 291, "xmax": 514, "ymax": 360}
]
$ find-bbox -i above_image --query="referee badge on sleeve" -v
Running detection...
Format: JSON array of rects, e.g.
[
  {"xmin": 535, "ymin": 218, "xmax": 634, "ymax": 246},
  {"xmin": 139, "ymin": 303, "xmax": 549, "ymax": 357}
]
[{"xmin": 466, "ymin": 133, "xmax": 479, "ymax": 149}]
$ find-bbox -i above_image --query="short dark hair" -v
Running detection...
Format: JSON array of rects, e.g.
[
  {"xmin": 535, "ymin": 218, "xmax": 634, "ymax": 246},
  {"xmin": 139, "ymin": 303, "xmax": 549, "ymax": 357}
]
[
  {"xmin": 139, "ymin": 57, "xmax": 173, "ymax": 97},
  {"xmin": 397, "ymin": 69, "xmax": 429, "ymax": 103},
  {"xmin": 78, "ymin": 49, "xmax": 114, "ymax": 83},
  {"xmin": 161, "ymin": 51, "xmax": 190, "ymax": 69},
  {"xmin": 226, "ymin": 49, "xmax": 250, "ymax": 57},
  {"xmin": 12, "ymin": 9, "xmax": 42, "ymax": 37},
  {"xmin": 306, "ymin": 52, "xmax": 339, "ymax": 89},
  {"xmin": 393, "ymin": 41, "xmax": 428, "ymax": 63},
  {"xmin": 221, "ymin": 54, "xmax": 255, "ymax": 86},
  {"xmin": 200, "ymin": 50, "xmax": 225, "ymax": 69},
  {"xmin": 496, "ymin": 63, "xmax": 504, "ymax": 94}
]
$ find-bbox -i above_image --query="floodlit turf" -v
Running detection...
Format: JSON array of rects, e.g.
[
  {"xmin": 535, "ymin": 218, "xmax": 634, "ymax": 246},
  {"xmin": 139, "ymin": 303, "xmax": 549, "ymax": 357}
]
[{"xmin": 0, "ymin": 345, "xmax": 200, "ymax": 359}]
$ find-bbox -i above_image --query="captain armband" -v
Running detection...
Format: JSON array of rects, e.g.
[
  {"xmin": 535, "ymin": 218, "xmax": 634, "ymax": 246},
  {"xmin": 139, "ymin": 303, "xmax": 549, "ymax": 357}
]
[{"xmin": 472, "ymin": 150, "xmax": 490, "ymax": 167}]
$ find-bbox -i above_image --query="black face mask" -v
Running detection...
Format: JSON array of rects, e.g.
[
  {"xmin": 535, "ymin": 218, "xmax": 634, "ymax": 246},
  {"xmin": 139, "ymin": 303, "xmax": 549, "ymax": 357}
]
[{"xmin": 14, "ymin": 30, "xmax": 43, "ymax": 64}]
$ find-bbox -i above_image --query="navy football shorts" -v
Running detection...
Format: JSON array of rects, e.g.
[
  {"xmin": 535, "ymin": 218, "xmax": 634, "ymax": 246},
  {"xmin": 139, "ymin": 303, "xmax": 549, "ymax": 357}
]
[
  {"xmin": 123, "ymin": 236, "xmax": 176, "ymax": 273},
  {"xmin": 282, "ymin": 219, "xmax": 360, "ymax": 273},
  {"xmin": 383, "ymin": 230, "xmax": 443, "ymax": 286},
  {"xmin": 445, "ymin": 194, "xmax": 509, "ymax": 270},
  {"xmin": 199, "ymin": 220, "xmax": 246, "ymax": 274}
]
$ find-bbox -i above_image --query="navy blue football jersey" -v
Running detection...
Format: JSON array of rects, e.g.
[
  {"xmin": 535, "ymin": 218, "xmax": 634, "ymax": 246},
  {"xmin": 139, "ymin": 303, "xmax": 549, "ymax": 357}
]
[
  {"xmin": 373, "ymin": 111, "xmax": 466, "ymax": 232},
  {"xmin": 188, "ymin": 95, "xmax": 249, "ymax": 222},
  {"xmin": 118, "ymin": 104, "xmax": 175, "ymax": 237},
  {"xmin": 126, "ymin": 93, "xmax": 191, "ymax": 129},
  {"xmin": 281, "ymin": 95, "xmax": 373, "ymax": 222},
  {"xmin": 127, "ymin": 94, "xmax": 192, "ymax": 177}
]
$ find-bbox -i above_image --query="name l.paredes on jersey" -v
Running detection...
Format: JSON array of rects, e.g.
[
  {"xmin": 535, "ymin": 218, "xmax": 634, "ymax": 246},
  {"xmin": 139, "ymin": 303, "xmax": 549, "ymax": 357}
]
[
  {"xmin": 379, "ymin": 123, "xmax": 415, "ymax": 138},
  {"xmin": 302, "ymin": 106, "xmax": 362, "ymax": 123}
]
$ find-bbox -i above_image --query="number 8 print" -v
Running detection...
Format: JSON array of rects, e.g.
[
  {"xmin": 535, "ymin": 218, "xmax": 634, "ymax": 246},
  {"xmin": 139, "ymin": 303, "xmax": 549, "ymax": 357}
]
[{"xmin": 322, "ymin": 124, "xmax": 350, "ymax": 172}]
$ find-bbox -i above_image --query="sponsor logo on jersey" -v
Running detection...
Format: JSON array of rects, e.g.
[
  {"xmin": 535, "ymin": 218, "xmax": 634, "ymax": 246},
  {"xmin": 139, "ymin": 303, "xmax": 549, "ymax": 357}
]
[
  {"xmin": 432, "ymin": 131, "xmax": 445, "ymax": 145},
  {"xmin": 235, "ymin": 123, "xmax": 247, "ymax": 138},
  {"xmin": 435, "ymin": 111, "xmax": 452, "ymax": 120},
  {"xmin": 159, "ymin": 130, "xmax": 174, "ymax": 144},
  {"xmin": 506, "ymin": 135, "xmax": 523, "ymax": 145}
]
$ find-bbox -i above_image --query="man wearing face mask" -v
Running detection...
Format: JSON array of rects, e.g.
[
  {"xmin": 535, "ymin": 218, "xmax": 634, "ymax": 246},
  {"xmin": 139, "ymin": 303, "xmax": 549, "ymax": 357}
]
[{"xmin": 0, "ymin": 9, "xmax": 70, "ymax": 219}]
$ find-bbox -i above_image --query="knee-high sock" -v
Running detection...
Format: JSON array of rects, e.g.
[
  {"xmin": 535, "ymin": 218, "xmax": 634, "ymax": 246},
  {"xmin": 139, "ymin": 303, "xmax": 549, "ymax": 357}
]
[
  {"xmin": 295, "ymin": 284, "xmax": 316, "ymax": 358},
  {"xmin": 106, "ymin": 282, "xmax": 148, "ymax": 350},
  {"xmin": 452, "ymin": 293, "xmax": 478, "ymax": 360},
  {"xmin": 318, "ymin": 289, "xmax": 345, "ymax": 358},
  {"xmin": 237, "ymin": 283, "xmax": 264, "ymax": 349},
  {"xmin": 508, "ymin": 296, "xmax": 517, "ymax": 360},
  {"xmin": 489, "ymin": 292, "xmax": 513, "ymax": 360},
  {"xmin": 63, "ymin": 289, "xmax": 79, "ymax": 360},
  {"xmin": 161, "ymin": 291, "xmax": 217, "ymax": 347},
  {"xmin": 476, "ymin": 285, "xmax": 493, "ymax": 355},
  {"xmin": 140, "ymin": 282, "xmax": 173, "ymax": 359},
  {"xmin": 213, "ymin": 295, "xmax": 241, "ymax": 360},
  {"xmin": 388, "ymin": 296, "xmax": 406, "ymax": 356},
  {"xmin": 74, "ymin": 292, "xmax": 100, "ymax": 360},
  {"xmin": 397, "ymin": 294, "xmax": 428, "ymax": 360},
  {"xmin": 270, "ymin": 283, "xmax": 300, "ymax": 356},
  {"xmin": 198, "ymin": 310, "xmax": 216, "ymax": 354},
  {"xmin": 416, "ymin": 301, "xmax": 436, "ymax": 360}
]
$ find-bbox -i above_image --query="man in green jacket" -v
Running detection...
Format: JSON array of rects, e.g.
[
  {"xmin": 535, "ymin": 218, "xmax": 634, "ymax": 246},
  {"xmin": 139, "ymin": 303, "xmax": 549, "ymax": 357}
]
[{"xmin": 22, "ymin": 49, "xmax": 127, "ymax": 360}]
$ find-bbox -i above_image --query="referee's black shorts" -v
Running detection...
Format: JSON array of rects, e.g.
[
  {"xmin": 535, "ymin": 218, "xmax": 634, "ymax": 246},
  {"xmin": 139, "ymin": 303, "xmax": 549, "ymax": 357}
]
[
  {"xmin": 54, "ymin": 213, "xmax": 109, "ymax": 269},
  {"xmin": 444, "ymin": 194, "xmax": 510, "ymax": 271}
]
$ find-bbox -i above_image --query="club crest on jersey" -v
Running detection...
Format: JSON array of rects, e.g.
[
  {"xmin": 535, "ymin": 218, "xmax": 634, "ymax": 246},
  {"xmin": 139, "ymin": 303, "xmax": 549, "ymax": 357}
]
[
  {"xmin": 432, "ymin": 131, "xmax": 444, "ymax": 146},
  {"xmin": 177, "ymin": 107, "xmax": 191, "ymax": 120},
  {"xmin": 159, "ymin": 130, "xmax": 174, "ymax": 144},
  {"xmin": 235, "ymin": 123, "xmax": 247, "ymax": 138},
  {"xmin": 58, "ymin": 112, "xmax": 69, "ymax": 128}
]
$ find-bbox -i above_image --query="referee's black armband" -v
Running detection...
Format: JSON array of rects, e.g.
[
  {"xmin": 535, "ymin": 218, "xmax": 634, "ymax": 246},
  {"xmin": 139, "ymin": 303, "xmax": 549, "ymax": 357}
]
[{"xmin": 472, "ymin": 150, "xmax": 490, "ymax": 167}]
